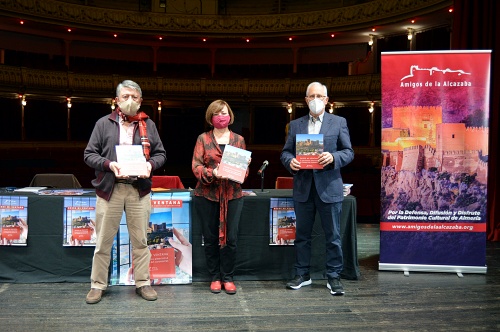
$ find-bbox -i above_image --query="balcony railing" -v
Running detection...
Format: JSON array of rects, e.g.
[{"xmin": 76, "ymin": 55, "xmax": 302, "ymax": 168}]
[{"xmin": 0, "ymin": 64, "xmax": 381, "ymax": 104}]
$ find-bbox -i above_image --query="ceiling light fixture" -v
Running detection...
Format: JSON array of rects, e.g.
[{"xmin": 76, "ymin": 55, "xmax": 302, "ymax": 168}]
[{"xmin": 407, "ymin": 28, "xmax": 413, "ymax": 40}]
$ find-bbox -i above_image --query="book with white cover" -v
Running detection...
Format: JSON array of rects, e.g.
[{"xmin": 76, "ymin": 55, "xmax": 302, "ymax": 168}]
[
  {"xmin": 115, "ymin": 145, "xmax": 148, "ymax": 176},
  {"xmin": 218, "ymin": 145, "xmax": 251, "ymax": 184},
  {"xmin": 14, "ymin": 187, "xmax": 47, "ymax": 193}
]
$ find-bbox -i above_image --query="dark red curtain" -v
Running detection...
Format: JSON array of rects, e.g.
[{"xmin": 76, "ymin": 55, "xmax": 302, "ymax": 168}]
[{"xmin": 452, "ymin": 0, "xmax": 500, "ymax": 241}]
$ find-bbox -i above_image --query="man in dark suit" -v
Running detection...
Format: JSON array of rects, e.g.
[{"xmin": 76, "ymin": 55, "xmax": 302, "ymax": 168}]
[{"xmin": 280, "ymin": 81, "xmax": 354, "ymax": 295}]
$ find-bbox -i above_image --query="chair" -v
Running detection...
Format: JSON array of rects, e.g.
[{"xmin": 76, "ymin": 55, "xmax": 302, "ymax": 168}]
[
  {"xmin": 151, "ymin": 176, "xmax": 185, "ymax": 189},
  {"xmin": 275, "ymin": 177, "xmax": 293, "ymax": 189},
  {"xmin": 29, "ymin": 173, "xmax": 82, "ymax": 189}
]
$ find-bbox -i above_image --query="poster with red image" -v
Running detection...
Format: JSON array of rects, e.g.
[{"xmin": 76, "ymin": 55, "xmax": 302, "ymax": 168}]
[
  {"xmin": 0, "ymin": 195, "xmax": 28, "ymax": 246},
  {"xmin": 379, "ymin": 50, "xmax": 491, "ymax": 274}
]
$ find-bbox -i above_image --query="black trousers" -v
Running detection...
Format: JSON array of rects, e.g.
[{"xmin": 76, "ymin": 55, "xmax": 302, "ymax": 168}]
[{"xmin": 194, "ymin": 196, "xmax": 243, "ymax": 282}]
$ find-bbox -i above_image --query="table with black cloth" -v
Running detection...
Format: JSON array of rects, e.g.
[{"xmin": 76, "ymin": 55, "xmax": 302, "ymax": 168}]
[
  {"xmin": 192, "ymin": 189, "xmax": 360, "ymax": 282},
  {"xmin": 0, "ymin": 189, "xmax": 359, "ymax": 283}
]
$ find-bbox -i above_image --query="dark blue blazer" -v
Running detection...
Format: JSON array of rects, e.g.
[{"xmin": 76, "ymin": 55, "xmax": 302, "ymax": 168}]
[{"xmin": 280, "ymin": 112, "xmax": 354, "ymax": 203}]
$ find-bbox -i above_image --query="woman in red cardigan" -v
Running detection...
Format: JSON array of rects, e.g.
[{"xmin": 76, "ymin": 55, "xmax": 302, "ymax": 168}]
[{"xmin": 192, "ymin": 99, "xmax": 250, "ymax": 294}]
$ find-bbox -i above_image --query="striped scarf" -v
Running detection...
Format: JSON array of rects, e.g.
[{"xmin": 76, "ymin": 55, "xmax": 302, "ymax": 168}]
[{"xmin": 117, "ymin": 109, "xmax": 151, "ymax": 160}]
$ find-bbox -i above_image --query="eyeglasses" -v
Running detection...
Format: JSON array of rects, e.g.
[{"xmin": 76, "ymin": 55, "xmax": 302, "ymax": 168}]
[{"xmin": 306, "ymin": 94, "xmax": 327, "ymax": 100}]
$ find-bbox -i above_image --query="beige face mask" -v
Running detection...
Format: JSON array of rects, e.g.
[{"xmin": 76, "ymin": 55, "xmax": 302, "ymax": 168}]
[{"xmin": 118, "ymin": 98, "xmax": 141, "ymax": 116}]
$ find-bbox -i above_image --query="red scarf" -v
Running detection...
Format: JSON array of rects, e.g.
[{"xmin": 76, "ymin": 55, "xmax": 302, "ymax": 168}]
[
  {"xmin": 117, "ymin": 109, "xmax": 151, "ymax": 160},
  {"xmin": 218, "ymin": 180, "xmax": 229, "ymax": 247}
]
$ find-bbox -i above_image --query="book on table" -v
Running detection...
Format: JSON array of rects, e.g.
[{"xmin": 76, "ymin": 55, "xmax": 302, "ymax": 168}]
[
  {"xmin": 218, "ymin": 145, "xmax": 252, "ymax": 184},
  {"xmin": 296, "ymin": 134, "xmax": 324, "ymax": 169}
]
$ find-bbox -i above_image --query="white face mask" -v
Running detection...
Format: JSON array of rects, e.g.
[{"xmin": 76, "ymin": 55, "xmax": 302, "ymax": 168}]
[
  {"xmin": 118, "ymin": 98, "xmax": 141, "ymax": 116},
  {"xmin": 308, "ymin": 98, "xmax": 325, "ymax": 115}
]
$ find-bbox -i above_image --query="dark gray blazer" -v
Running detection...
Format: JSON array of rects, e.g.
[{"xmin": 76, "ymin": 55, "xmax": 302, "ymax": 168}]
[{"xmin": 280, "ymin": 112, "xmax": 354, "ymax": 203}]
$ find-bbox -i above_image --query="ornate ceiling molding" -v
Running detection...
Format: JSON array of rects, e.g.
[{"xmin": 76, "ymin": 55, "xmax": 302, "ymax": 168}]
[{"xmin": 0, "ymin": 0, "xmax": 451, "ymax": 37}]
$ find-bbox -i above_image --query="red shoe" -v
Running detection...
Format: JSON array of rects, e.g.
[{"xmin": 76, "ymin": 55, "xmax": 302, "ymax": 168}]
[
  {"xmin": 210, "ymin": 280, "xmax": 222, "ymax": 293},
  {"xmin": 223, "ymin": 281, "xmax": 237, "ymax": 294}
]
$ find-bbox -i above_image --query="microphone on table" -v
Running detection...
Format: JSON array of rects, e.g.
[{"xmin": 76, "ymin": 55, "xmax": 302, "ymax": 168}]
[{"xmin": 257, "ymin": 160, "xmax": 269, "ymax": 175}]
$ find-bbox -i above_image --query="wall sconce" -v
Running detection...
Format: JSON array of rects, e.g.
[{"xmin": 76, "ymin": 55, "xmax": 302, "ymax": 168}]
[
  {"xmin": 287, "ymin": 103, "xmax": 292, "ymax": 113},
  {"xmin": 66, "ymin": 97, "xmax": 72, "ymax": 109},
  {"xmin": 407, "ymin": 28, "xmax": 413, "ymax": 40},
  {"xmin": 369, "ymin": 102, "xmax": 374, "ymax": 113},
  {"xmin": 328, "ymin": 103, "xmax": 333, "ymax": 113},
  {"xmin": 368, "ymin": 34, "xmax": 374, "ymax": 46},
  {"xmin": 111, "ymin": 99, "xmax": 116, "ymax": 110},
  {"xmin": 19, "ymin": 94, "xmax": 27, "ymax": 106},
  {"xmin": 158, "ymin": 101, "xmax": 162, "ymax": 111}
]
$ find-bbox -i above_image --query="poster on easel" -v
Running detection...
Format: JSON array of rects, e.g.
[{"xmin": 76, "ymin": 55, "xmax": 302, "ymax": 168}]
[
  {"xmin": 109, "ymin": 191, "xmax": 192, "ymax": 285},
  {"xmin": 379, "ymin": 50, "xmax": 491, "ymax": 274},
  {"xmin": 0, "ymin": 196, "xmax": 28, "ymax": 246}
]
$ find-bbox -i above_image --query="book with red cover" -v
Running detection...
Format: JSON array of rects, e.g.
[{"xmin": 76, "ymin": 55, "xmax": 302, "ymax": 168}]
[
  {"xmin": 296, "ymin": 134, "xmax": 324, "ymax": 169},
  {"xmin": 218, "ymin": 145, "xmax": 252, "ymax": 183}
]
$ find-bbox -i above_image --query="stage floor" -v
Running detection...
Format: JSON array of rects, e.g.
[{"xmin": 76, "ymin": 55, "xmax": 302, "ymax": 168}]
[{"xmin": 1, "ymin": 224, "xmax": 499, "ymax": 331}]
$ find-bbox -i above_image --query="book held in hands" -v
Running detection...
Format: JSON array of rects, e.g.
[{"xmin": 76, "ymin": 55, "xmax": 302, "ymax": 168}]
[
  {"xmin": 115, "ymin": 145, "xmax": 149, "ymax": 177},
  {"xmin": 218, "ymin": 145, "xmax": 252, "ymax": 183},
  {"xmin": 296, "ymin": 134, "xmax": 324, "ymax": 169}
]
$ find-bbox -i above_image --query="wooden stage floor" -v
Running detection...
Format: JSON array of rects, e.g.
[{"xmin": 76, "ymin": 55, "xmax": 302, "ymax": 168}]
[{"xmin": 1, "ymin": 224, "xmax": 499, "ymax": 331}]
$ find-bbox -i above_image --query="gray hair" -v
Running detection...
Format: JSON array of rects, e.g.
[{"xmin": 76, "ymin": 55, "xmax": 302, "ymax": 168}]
[
  {"xmin": 116, "ymin": 80, "xmax": 142, "ymax": 97},
  {"xmin": 306, "ymin": 82, "xmax": 328, "ymax": 97}
]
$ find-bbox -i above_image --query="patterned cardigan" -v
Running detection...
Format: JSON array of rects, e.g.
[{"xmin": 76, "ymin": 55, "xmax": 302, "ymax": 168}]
[{"xmin": 192, "ymin": 130, "xmax": 248, "ymax": 202}]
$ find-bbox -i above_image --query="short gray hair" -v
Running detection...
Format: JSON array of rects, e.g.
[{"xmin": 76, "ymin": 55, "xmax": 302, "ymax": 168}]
[
  {"xmin": 305, "ymin": 82, "xmax": 328, "ymax": 97},
  {"xmin": 116, "ymin": 80, "xmax": 142, "ymax": 97}
]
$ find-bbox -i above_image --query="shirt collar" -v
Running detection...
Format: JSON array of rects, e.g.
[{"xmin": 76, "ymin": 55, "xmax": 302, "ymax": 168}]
[{"xmin": 310, "ymin": 112, "xmax": 324, "ymax": 123}]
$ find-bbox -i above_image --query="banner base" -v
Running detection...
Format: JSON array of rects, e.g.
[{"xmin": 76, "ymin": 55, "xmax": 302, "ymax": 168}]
[{"xmin": 379, "ymin": 263, "xmax": 487, "ymax": 274}]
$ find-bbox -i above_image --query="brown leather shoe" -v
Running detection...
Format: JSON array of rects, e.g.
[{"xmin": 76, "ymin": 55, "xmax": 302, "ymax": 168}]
[
  {"xmin": 85, "ymin": 288, "xmax": 103, "ymax": 304},
  {"xmin": 135, "ymin": 285, "xmax": 157, "ymax": 301}
]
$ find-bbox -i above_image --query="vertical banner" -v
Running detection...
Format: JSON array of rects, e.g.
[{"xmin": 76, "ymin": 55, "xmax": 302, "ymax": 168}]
[
  {"xmin": 380, "ymin": 50, "xmax": 491, "ymax": 274},
  {"xmin": 110, "ymin": 191, "xmax": 192, "ymax": 285},
  {"xmin": 0, "ymin": 195, "xmax": 28, "ymax": 246}
]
